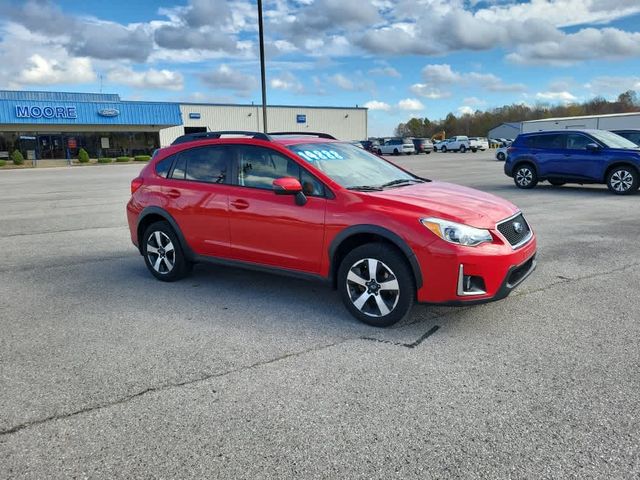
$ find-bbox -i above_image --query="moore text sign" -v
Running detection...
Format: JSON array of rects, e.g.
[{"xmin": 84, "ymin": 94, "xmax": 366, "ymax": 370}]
[{"xmin": 15, "ymin": 105, "xmax": 78, "ymax": 119}]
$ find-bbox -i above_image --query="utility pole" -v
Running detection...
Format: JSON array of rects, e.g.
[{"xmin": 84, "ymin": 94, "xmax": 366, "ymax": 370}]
[{"xmin": 257, "ymin": 0, "xmax": 268, "ymax": 133}]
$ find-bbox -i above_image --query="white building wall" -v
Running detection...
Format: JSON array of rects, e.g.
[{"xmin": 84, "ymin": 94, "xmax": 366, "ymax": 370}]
[
  {"xmin": 487, "ymin": 123, "xmax": 521, "ymax": 139},
  {"xmin": 521, "ymin": 113, "xmax": 640, "ymax": 133},
  {"xmin": 160, "ymin": 104, "xmax": 367, "ymax": 146}
]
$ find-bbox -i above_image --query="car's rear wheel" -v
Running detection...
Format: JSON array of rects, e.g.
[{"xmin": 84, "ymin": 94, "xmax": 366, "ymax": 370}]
[
  {"xmin": 497, "ymin": 152, "xmax": 506, "ymax": 161},
  {"xmin": 513, "ymin": 163, "xmax": 538, "ymax": 189},
  {"xmin": 338, "ymin": 243, "xmax": 414, "ymax": 327},
  {"xmin": 393, "ymin": 149, "xmax": 399, "ymax": 155},
  {"xmin": 607, "ymin": 166, "xmax": 639, "ymax": 195},
  {"xmin": 142, "ymin": 221, "xmax": 192, "ymax": 281},
  {"xmin": 460, "ymin": 145, "xmax": 466, "ymax": 153}
]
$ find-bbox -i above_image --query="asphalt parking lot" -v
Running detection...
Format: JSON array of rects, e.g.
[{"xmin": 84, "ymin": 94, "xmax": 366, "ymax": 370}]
[{"xmin": 1, "ymin": 150, "xmax": 639, "ymax": 479}]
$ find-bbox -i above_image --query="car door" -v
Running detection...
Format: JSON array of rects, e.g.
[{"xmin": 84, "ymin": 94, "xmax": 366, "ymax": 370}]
[
  {"xmin": 225, "ymin": 144, "xmax": 327, "ymax": 273},
  {"xmin": 163, "ymin": 145, "xmax": 232, "ymax": 258},
  {"xmin": 560, "ymin": 133, "xmax": 603, "ymax": 180},
  {"xmin": 532, "ymin": 133, "xmax": 566, "ymax": 178}
]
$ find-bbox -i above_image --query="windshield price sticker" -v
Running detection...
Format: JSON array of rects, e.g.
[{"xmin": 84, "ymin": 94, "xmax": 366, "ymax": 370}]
[{"xmin": 297, "ymin": 150, "xmax": 344, "ymax": 162}]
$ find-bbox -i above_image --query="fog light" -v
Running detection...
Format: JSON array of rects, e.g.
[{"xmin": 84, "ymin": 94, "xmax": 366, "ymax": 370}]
[{"xmin": 457, "ymin": 265, "xmax": 487, "ymax": 296}]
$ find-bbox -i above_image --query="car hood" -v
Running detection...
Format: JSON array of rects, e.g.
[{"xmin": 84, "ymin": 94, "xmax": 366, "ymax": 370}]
[{"xmin": 367, "ymin": 181, "xmax": 519, "ymax": 229}]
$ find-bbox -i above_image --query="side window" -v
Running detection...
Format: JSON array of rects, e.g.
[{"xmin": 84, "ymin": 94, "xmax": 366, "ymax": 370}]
[
  {"xmin": 170, "ymin": 155, "xmax": 186, "ymax": 180},
  {"xmin": 170, "ymin": 146, "xmax": 230, "ymax": 183},
  {"xmin": 155, "ymin": 155, "xmax": 175, "ymax": 178},
  {"xmin": 566, "ymin": 134, "xmax": 592, "ymax": 150},
  {"xmin": 233, "ymin": 145, "xmax": 325, "ymax": 197},
  {"xmin": 535, "ymin": 134, "xmax": 565, "ymax": 149}
]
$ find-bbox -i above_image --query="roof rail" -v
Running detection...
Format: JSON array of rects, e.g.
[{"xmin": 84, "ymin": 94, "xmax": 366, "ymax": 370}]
[
  {"xmin": 268, "ymin": 132, "xmax": 337, "ymax": 140},
  {"xmin": 171, "ymin": 131, "xmax": 271, "ymax": 145}
]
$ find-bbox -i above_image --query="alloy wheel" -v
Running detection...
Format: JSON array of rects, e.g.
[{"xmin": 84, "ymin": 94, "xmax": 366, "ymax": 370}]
[
  {"xmin": 146, "ymin": 231, "xmax": 176, "ymax": 274},
  {"xmin": 610, "ymin": 169, "xmax": 634, "ymax": 192},
  {"xmin": 346, "ymin": 258, "xmax": 400, "ymax": 317},
  {"xmin": 515, "ymin": 167, "xmax": 533, "ymax": 187}
]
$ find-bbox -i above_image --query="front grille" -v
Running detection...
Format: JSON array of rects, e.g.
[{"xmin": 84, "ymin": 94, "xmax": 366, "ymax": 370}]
[{"xmin": 497, "ymin": 213, "xmax": 531, "ymax": 247}]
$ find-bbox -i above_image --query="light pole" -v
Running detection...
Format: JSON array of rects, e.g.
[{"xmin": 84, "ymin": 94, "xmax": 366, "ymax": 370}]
[{"xmin": 257, "ymin": 0, "xmax": 268, "ymax": 133}]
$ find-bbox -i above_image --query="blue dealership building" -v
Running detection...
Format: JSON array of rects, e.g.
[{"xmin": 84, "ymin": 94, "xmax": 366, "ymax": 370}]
[
  {"xmin": 0, "ymin": 90, "xmax": 368, "ymax": 161},
  {"xmin": 0, "ymin": 90, "xmax": 182, "ymax": 160}
]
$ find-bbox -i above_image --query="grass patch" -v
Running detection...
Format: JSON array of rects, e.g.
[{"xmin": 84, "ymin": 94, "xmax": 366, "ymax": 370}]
[
  {"xmin": 116, "ymin": 156, "xmax": 131, "ymax": 163},
  {"xmin": 97, "ymin": 158, "xmax": 113, "ymax": 164},
  {"xmin": 134, "ymin": 155, "xmax": 151, "ymax": 162},
  {"xmin": 0, "ymin": 160, "xmax": 6, "ymax": 167}
]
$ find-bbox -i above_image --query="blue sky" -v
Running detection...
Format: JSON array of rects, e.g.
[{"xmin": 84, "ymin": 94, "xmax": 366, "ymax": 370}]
[{"xmin": 0, "ymin": 0, "xmax": 639, "ymax": 136}]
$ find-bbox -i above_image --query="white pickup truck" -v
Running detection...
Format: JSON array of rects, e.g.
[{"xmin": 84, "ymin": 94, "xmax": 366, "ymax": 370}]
[
  {"xmin": 377, "ymin": 138, "xmax": 416, "ymax": 155},
  {"xmin": 469, "ymin": 137, "xmax": 489, "ymax": 152},
  {"xmin": 437, "ymin": 136, "xmax": 470, "ymax": 153}
]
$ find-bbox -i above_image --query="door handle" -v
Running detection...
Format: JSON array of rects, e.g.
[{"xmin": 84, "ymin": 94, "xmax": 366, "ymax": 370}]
[
  {"xmin": 167, "ymin": 189, "xmax": 181, "ymax": 198},
  {"xmin": 231, "ymin": 199, "xmax": 250, "ymax": 210}
]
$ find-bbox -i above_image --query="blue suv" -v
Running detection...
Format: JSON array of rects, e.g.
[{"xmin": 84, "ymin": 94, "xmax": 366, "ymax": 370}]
[{"xmin": 504, "ymin": 129, "xmax": 640, "ymax": 195}]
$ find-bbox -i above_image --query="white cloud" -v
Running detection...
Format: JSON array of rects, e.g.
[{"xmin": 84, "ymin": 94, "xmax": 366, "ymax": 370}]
[
  {"xmin": 410, "ymin": 84, "xmax": 451, "ymax": 99},
  {"xmin": 585, "ymin": 76, "xmax": 640, "ymax": 95},
  {"xmin": 535, "ymin": 91, "xmax": 578, "ymax": 103},
  {"xmin": 270, "ymin": 71, "xmax": 304, "ymax": 93},
  {"xmin": 18, "ymin": 54, "xmax": 96, "ymax": 85},
  {"xmin": 368, "ymin": 66, "xmax": 401, "ymax": 78},
  {"xmin": 329, "ymin": 73, "xmax": 354, "ymax": 90},
  {"xmin": 397, "ymin": 98, "xmax": 425, "ymax": 111},
  {"xmin": 364, "ymin": 100, "xmax": 392, "ymax": 111},
  {"xmin": 457, "ymin": 106, "xmax": 475, "ymax": 115},
  {"xmin": 200, "ymin": 64, "xmax": 257, "ymax": 96},
  {"xmin": 107, "ymin": 67, "xmax": 184, "ymax": 90}
]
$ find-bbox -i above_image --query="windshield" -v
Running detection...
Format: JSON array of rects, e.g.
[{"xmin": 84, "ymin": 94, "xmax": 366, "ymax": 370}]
[
  {"xmin": 288, "ymin": 142, "xmax": 419, "ymax": 189},
  {"xmin": 589, "ymin": 130, "xmax": 639, "ymax": 149}
]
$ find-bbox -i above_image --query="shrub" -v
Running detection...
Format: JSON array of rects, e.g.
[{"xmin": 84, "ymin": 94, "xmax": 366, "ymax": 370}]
[
  {"xmin": 11, "ymin": 150, "xmax": 24, "ymax": 165},
  {"xmin": 134, "ymin": 155, "xmax": 151, "ymax": 162},
  {"xmin": 97, "ymin": 157, "xmax": 113, "ymax": 164},
  {"xmin": 116, "ymin": 156, "xmax": 131, "ymax": 163},
  {"xmin": 0, "ymin": 160, "xmax": 6, "ymax": 167},
  {"xmin": 78, "ymin": 148, "xmax": 90, "ymax": 163}
]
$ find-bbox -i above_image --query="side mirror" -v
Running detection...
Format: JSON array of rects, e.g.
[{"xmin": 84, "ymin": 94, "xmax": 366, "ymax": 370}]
[
  {"xmin": 273, "ymin": 177, "xmax": 302, "ymax": 194},
  {"xmin": 273, "ymin": 177, "xmax": 307, "ymax": 206},
  {"xmin": 586, "ymin": 143, "xmax": 600, "ymax": 152}
]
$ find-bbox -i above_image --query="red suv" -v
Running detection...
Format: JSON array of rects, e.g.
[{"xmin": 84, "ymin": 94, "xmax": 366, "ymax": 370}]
[{"xmin": 127, "ymin": 131, "xmax": 537, "ymax": 327}]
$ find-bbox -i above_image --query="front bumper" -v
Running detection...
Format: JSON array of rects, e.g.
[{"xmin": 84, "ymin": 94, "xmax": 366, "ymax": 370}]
[{"xmin": 415, "ymin": 233, "xmax": 537, "ymax": 304}]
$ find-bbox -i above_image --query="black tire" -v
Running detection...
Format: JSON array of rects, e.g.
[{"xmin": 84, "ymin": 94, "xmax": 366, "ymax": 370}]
[
  {"xmin": 426, "ymin": 150, "xmax": 431, "ymax": 154},
  {"xmin": 513, "ymin": 163, "xmax": 538, "ymax": 189},
  {"xmin": 606, "ymin": 166, "xmax": 639, "ymax": 195},
  {"xmin": 549, "ymin": 179, "xmax": 565, "ymax": 186},
  {"xmin": 338, "ymin": 243, "xmax": 415, "ymax": 327},
  {"xmin": 460, "ymin": 145, "xmax": 466, "ymax": 153},
  {"xmin": 393, "ymin": 149, "xmax": 399, "ymax": 155},
  {"xmin": 471, "ymin": 148, "xmax": 477, "ymax": 153},
  {"xmin": 142, "ymin": 221, "xmax": 192, "ymax": 282},
  {"xmin": 497, "ymin": 152, "xmax": 506, "ymax": 161},
  {"xmin": 441, "ymin": 146, "xmax": 447, "ymax": 153},
  {"xmin": 377, "ymin": 149, "xmax": 382, "ymax": 155}
]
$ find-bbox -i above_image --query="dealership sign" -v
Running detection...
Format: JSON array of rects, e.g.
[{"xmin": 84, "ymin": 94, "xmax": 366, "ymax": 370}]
[
  {"xmin": 98, "ymin": 108, "xmax": 120, "ymax": 117},
  {"xmin": 15, "ymin": 105, "xmax": 77, "ymax": 119}
]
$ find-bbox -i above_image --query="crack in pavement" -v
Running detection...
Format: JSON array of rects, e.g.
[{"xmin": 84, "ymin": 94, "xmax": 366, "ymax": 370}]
[
  {"xmin": 2, "ymin": 260, "xmax": 636, "ymax": 437},
  {"xmin": 0, "ymin": 225, "xmax": 126, "ymax": 239},
  {"xmin": 0, "ymin": 338, "xmax": 352, "ymax": 438}
]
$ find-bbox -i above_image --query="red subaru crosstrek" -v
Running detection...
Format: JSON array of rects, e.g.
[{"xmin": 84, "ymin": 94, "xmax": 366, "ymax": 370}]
[{"xmin": 127, "ymin": 131, "xmax": 536, "ymax": 327}]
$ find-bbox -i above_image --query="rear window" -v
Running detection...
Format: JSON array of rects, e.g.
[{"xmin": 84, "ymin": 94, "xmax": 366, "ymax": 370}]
[{"xmin": 521, "ymin": 134, "xmax": 565, "ymax": 149}]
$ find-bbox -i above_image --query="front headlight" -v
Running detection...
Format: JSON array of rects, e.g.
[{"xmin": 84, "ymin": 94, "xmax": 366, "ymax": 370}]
[{"xmin": 420, "ymin": 217, "xmax": 493, "ymax": 247}]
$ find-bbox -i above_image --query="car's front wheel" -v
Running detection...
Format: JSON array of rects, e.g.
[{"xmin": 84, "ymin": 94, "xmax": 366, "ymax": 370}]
[
  {"xmin": 607, "ymin": 166, "xmax": 639, "ymax": 195},
  {"xmin": 142, "ymin": 221, "xmax": 192, "ymax": 281},
  {"xmin": 497, "ymin": 152, "xmax": 506, "ymax": 161},
  {"xmin": 338, "ymin": 243, "xmax": 414, "ymax": 327},
  {"xmin": 441, "ymin": 146, "xmax": 447, "ymax": 153},
  {"xmin": 513, "ymin": 163, "xmax": 538, "ymax": 189}
]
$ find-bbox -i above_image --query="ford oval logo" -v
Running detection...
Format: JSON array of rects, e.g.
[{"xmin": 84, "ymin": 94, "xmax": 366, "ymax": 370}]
[
  {"xmin": 513, "ymin": 222, "xmax": 524, "ymax": 234},
  {"xmin": 98, "ymin": 108, "xmax": 120, "ymax": 117}
]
